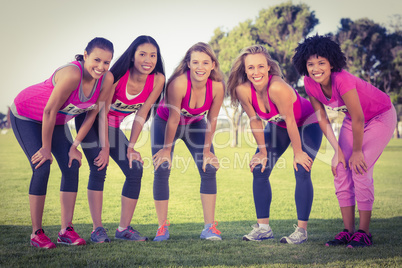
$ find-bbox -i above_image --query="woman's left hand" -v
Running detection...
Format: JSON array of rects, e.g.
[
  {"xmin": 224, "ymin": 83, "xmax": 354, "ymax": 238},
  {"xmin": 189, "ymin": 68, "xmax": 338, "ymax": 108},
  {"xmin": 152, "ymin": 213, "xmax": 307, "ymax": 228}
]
[
  {"xmin": 127, "ymin": 147, "xmax": 144, "ymax": 168},
  {"xmin": 94, "ymin": 147, "xmax": 109, "ymax": 171},
  {"xmin": 202, "ymin": 151, "xmax": 219, "ymax": 172},
  {"xmin": 68, "ymin": 146, "xmax": 82, "ymax": 168},
  {"xmin": 348, "ymin": 151, "xmax": 367, "ymax": 175},
  {"xmin": 293, "ymin": 151, "xmax": 313, "ymax": 172}
]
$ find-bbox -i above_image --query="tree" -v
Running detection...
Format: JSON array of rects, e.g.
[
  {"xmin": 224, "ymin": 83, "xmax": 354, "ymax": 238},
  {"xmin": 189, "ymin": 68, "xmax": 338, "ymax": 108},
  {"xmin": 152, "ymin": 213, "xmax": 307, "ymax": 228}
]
[
  {"xmin": 334, "ymin": 18, "xmax": 402, "ymax": 102},
  {"xmin": 210, "ymin": 2, "xmax": 318, "ymax": 146},
  {"xmin": 254, "ymin": 2, "xmax": 318, "ymax": 88}
]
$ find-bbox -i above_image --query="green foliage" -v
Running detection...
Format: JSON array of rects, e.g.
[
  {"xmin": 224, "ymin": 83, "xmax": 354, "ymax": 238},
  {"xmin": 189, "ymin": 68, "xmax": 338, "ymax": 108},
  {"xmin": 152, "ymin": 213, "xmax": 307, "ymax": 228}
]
[
  {"xmin": 1, "ymin": 131, "xmax": 402, "ymax": 267},
  {"xmin": 210, "ymin": 1, "xmax": 318, "ymax": 88},
  {"xmin": 254, "ymin": 2, "xmax": 318, "ymax": 87},
  {"xmin": 214, "ymin": 20, "xmax": 257, "ymax": 76},
  {"xmin": 334, "ymin": 18, "xmax": 402, "ymax": 100}
]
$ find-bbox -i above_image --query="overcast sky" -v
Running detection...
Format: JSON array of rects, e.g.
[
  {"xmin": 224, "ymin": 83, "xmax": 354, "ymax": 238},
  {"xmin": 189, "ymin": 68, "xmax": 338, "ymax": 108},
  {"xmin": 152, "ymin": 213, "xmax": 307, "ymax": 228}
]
[{"xmin": 0, "ymin": 0, "xmax": 400, "ymax": 114}]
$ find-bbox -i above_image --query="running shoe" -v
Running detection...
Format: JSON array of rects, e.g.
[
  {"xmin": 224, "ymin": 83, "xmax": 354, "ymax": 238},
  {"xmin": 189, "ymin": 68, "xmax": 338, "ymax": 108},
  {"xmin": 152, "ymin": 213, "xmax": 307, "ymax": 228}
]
[
  {"xmin": 115, "ymin": 226, "xmax": 148, "ymax": 241},
  {"xmin": 153, "ymin": 220, "xmax": 170, "ymax": 242},
  {"xmin": 280, "ymin": 224, "xmax": 307, "ymax": 244},
  {"xmin": 243, "ymin": 223, "xmax": 274, "ymax": 241},
  {"xmin": 325, "ymin": 229, "xmax": 353, "ymax": 246},
  {"xmin": 200, "ymin": 221, "xmax": 222, "ymax": 240},
  {"xmin": 346, "ymin": 230, "xmax": 373, "ymax": 248},
  {"xmin": 91, "ymin": 226, "xmax": 110, "ymax": 243},
  {"xmin": 30, "ymin": 229, "xmax": 56, "ymax": 249},
  {"xmin": 57, "ymin": 223, "xmax": 86, "ymax": 246}
]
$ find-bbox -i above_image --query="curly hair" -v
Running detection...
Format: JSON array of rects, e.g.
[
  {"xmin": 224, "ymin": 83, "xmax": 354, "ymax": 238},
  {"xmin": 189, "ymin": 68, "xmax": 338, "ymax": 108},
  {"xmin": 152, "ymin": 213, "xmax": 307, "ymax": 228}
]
[
  {"xmin": 227, "ymin": 45, "xmax": 282, "ymax": 107},
  {"xmin": 292, "ymin": 35, "xmax": 346, "ymax": 76}
]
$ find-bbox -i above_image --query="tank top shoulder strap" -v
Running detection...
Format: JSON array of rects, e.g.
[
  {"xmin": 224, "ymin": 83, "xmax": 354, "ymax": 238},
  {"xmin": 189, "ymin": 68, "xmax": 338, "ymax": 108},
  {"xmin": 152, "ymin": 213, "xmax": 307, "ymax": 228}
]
[{"xmin": 206, "ymin": 76, "xmax": 213, "ymax": 103}]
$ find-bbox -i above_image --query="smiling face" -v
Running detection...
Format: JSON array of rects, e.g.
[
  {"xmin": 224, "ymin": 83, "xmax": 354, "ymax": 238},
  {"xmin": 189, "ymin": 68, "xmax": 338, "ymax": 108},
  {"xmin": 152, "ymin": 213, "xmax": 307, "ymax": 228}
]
[
  {"xmin": 187, "ymin": 51, "xmax": 215, "ymax": 82},
  {"xmin": 133, "ymin": 43, "xmax": 158, "ymax": 75},
  {"xmin": 83, "ymin": 47, "xmax": 113, "ymax": 79},
  {"xmin": 306, "ymin": 55, "xmax": 333, "ymax": 87},
  {"xmin": 244, "ymin": 53, "xmax": 271, "ymax": 88}
]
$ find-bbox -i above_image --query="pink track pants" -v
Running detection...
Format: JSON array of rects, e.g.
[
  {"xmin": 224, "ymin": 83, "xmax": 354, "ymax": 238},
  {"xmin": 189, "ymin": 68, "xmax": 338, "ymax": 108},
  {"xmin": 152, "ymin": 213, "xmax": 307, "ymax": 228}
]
[{"xmin": 335, "ymin": 106, "xmax": 397, "ymax": 211}]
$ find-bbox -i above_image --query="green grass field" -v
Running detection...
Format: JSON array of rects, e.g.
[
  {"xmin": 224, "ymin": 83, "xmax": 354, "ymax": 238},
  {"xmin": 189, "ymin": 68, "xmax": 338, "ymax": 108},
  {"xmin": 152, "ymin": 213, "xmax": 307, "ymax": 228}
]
[{"xmin": 0, "ymin": 129, "xmax": 401, "ymax": 267}]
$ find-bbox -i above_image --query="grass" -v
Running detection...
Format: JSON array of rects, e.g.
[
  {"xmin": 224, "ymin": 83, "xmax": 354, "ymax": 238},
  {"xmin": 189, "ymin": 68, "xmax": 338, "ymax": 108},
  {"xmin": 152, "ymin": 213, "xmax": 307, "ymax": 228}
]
[{"xmin": 0, "ymin": 128, "xmax": 401, "ymax": 267}]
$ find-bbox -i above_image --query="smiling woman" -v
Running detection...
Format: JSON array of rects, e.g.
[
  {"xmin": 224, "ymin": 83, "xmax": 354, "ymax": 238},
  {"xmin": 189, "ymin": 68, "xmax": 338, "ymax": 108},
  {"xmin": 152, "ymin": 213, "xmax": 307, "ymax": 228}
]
[
  {"xmin": 9, "ymin": 37, "xmax": 115, "ymax": 249},
  {"xmin": 227, "ymin": 44, "xmax": 323, "ymax": 244},
  {"xmin": 75, "ymin": 35, "xmax": 166, "ymax": 243},
  {"xmin": 151, "ymin": 42, "xmax": 225, "ymax": 241}
]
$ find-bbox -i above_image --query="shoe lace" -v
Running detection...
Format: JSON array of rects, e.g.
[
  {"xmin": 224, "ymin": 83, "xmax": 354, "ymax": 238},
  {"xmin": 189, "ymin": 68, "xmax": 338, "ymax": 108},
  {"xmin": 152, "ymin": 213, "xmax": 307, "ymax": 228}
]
[
  {"xmin": 351, "ymin": 231, "xmax": 371, "ymax": 244},
  {"xmin": 64, "ymin": 222, "xmax": 79, "ymax": 238},
  {"xmin": 288, "ymin": 224, "xmax": 303, "ymax": 239},
  {"xmin": 156, "ymin": 220, "xmax": 170, "ymax": 236},
  {"xmin": 36, "ymin": 232, "xmax": 51, "ymax": 243},
  {"xmin": 127, "ymin": 226, "xmax": 139, "ymax": 234},
  {"xmin": 66, "ymin": 222, "xmax": 75, "ymax": 232},
  {"xmin": 207, "ymin": 221, "xmax": 221, "ymax": 235},
  {"xmin": 335, "ymin": 231, "xmax": 351, "ymax": 240},
  {"xmin": 96, "ymin": 227, "xmax": 108, "ymax": 236}
]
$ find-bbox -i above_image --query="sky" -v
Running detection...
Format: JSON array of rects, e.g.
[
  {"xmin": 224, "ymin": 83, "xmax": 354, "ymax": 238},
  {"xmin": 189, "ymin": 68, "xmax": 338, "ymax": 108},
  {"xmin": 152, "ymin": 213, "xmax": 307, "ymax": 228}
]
[{"xmin": 0, "ymin": 0, "xmax": 401, "ymax": 114}]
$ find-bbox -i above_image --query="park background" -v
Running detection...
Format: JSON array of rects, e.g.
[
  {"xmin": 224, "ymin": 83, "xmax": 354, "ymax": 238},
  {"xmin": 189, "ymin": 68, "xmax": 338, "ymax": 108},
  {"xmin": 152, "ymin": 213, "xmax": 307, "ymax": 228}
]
[{"xmin": 0, "ymin": 0, "xmax": 402, "ymax": 267}]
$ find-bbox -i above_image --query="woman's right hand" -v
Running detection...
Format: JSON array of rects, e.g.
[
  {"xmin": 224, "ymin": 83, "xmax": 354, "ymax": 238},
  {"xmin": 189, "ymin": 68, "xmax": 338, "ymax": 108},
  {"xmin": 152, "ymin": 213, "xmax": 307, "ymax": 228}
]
[
  {"xmin": 331, "ymin": 148, "xmax": 347, "ymax": 176},
  {"xmin": 31, "ymin": 147, "xmax": 53, "ymax": 169},
  {"xmin": 153, "ymin": 148, "xmax": 172, "ymax": 170},
  {"xmin": 249, "ymin": 151, "xmax": 268, "ymax": 172}
]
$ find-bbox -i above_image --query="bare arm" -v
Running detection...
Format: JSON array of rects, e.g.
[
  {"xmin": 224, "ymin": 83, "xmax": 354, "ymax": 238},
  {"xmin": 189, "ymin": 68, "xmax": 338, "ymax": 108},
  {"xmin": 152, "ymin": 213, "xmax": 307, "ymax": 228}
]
[
  {"xmin": 202, "ymin": 81, "xmax": 224, "ymax": 171},
  {"xmin": 309, "ymin": 95, "xmax": 347, "ymax": 176},
  {"xmin": 31, "ymin": 66, "xmax": 81, "ymax": 169},
  {"xmin": 236, "ymin": 83, "xmax": 267, "ymax": 172},
  {"xmin": 270, "ymin": 79, "xmax": 312, "ymax": 172},
  {"xmin": 128, "ymin": 73, "xmax": 165, "ymax": 168},
  {"xmin": 341, "ymin": 89, "xmax": 366, "ymax": 174},
  {"xmin": 152, "ymin": 75, "xmax": 186, "ymax": 170}
]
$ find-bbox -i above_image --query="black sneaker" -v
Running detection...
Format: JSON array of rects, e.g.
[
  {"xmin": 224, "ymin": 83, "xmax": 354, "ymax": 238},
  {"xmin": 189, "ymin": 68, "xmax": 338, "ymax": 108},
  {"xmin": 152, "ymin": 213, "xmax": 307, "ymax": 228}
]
[
  {"xmin": 325, "ymin": 229, "xmax": 353, "ymax": 246},
  {"xmin": 346, "ymin": 230, "xmax": 373, "ymax": 248}
]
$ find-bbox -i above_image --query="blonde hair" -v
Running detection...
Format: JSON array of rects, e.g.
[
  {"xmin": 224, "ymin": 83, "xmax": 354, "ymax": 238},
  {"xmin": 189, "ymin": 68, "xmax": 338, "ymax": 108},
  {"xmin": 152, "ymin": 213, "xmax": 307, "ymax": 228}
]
[
  {"xmin": 166, "ymin": 42, "xmax": 225, "ymax": 91},
  {"xmin": 227, "ymin": 45, "xmax": 282, "ymax": 107}
]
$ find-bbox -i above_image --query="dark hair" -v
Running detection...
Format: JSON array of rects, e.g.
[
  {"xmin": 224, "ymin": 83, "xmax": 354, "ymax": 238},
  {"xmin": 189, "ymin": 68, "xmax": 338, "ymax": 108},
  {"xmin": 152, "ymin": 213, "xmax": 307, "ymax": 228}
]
[
  {"xmin": 75, "ymin": 37, "xmax": 114, "ymax": 62},
  {"xmin": 110, "ymin": 35, "xmax": 165, "ymax": 83},
  {"xmin": 292, "ymin": 34, "xmax": 347, "ymax": 76}
]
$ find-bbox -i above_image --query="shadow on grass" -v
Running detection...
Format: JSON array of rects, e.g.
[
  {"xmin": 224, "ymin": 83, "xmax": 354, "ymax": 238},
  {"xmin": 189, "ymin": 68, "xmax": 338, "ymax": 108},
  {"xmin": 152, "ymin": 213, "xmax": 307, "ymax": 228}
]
[
  {"xmin": 0, "ymin": 217, "xmax": 402, "ymax": 267},
  {"xmin": 1, "ymin": 217, "xmax": 401, "ymax": 267}
]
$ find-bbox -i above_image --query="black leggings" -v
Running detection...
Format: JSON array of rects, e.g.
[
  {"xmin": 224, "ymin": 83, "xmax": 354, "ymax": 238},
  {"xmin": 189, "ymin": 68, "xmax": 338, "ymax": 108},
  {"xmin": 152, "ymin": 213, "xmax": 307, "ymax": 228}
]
[
  {"xmin": 75, "ymin": 113, "xmax": 143, "ymax": 199},
  {"xmin": 253, "ymin": 122, "xmax": 322, "ymax": 221},
  {"xmin": 151, "ymin": 115, "xmax": 217, "ymax": 200},
  {"xmin": 10, "ymin": 113, "xmax": 80, "ymax": 195}
]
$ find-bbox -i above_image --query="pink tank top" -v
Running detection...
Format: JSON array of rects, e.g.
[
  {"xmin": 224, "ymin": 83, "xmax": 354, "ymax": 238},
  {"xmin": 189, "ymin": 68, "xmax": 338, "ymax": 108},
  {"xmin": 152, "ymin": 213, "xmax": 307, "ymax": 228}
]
[
  {"xmin": 157, "ymin": 70, "xmax": 213, "ymax": 125},
  {"xmin": 108, "ymin": 71, "xmax": 155, "ymax": 128},
  {"xmin": 13, "ymin": 61, "xmax": 103, "ymax": 125},
  {"xmin": 251, "ymin": 75, "xmax": 316, "ymax": 128}
]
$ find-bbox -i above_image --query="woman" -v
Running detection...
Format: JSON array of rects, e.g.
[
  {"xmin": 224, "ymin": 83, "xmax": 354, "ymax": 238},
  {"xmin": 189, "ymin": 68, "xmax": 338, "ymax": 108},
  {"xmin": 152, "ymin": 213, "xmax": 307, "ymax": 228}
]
[
  {"xmin": 292, "ymin": 35, "xmax": 397, "ymax": 248},
  {"xmin": 10, "ymin": 37, "xmax": 114, "ymax": 249},
  {"xmin": 228, "ymin": 45, "xmax": 322, "ymax": 244},
  {"xmin": 151, "ymin": 42, "xmax": 225, "ymax": 241},
  {"xmin": 75, "ymin": 35, "xmax": 165, "ymax": 243}
]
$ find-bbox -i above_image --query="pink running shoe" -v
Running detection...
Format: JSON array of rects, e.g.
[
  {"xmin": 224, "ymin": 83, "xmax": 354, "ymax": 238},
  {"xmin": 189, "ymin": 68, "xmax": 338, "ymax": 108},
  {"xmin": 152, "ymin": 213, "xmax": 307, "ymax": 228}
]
[
  {"xmin": 30, "ymin": 229, "xmax": 56, "ymax": 249},
  {"xmin": 57, "ymin": 223, "xmax": 86, "ymax": 246}
]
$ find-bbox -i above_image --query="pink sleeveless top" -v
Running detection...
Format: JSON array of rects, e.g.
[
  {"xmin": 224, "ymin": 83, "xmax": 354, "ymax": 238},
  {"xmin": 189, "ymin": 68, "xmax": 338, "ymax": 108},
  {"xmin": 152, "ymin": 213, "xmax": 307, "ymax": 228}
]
[
  {"xmin": 108, "ymin": 71, "xmax": 155, "ymax": 128},
  {"xmin": 251, "ymin": 75, "xmax": 316, "ymax": 128},
  {"xmin": 13, "ymin": 61, "xmax": 103, "ymax": 125},
  {"xmin": 157, "ymin": 70, "xmax": 213, "ymax": 125}
]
